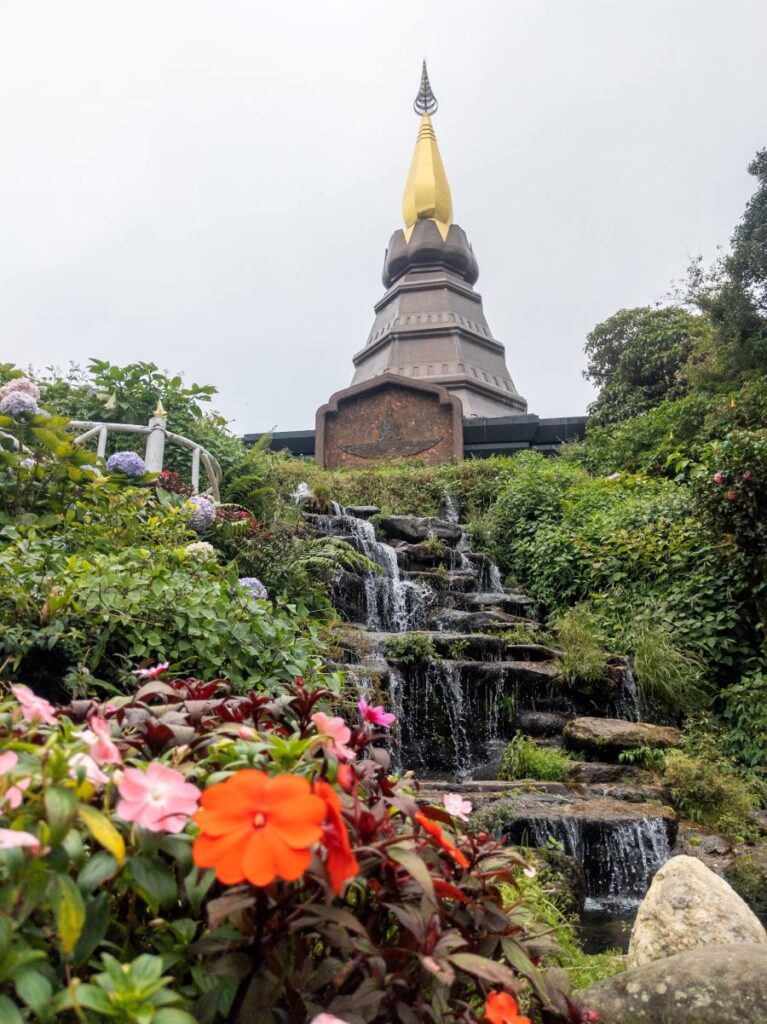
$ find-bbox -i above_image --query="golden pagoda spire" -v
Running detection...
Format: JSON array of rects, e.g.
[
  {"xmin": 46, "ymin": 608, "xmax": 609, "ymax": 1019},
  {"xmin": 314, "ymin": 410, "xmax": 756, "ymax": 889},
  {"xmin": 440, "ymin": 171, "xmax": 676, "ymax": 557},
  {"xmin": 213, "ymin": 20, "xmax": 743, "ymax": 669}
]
[{"xmin": 402, "ymin": 61, "xmax": 453, "ymax": 241}]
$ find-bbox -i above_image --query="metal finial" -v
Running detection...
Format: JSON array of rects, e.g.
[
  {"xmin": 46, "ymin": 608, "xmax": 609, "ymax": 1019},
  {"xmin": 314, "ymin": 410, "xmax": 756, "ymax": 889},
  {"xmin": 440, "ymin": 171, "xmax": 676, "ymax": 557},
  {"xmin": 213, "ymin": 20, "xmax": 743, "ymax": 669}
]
[{"xmin": 413, "ymin": 60, "xmax": 438, "ymax": 116}]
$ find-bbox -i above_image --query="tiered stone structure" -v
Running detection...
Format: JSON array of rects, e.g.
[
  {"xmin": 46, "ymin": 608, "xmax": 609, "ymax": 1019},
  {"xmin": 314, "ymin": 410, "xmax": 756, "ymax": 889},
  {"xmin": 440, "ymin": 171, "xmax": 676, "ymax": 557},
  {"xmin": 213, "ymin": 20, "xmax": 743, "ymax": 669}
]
[{"xmin": 350, "ymin": 62, "xmax": 526, "ymax": 420}]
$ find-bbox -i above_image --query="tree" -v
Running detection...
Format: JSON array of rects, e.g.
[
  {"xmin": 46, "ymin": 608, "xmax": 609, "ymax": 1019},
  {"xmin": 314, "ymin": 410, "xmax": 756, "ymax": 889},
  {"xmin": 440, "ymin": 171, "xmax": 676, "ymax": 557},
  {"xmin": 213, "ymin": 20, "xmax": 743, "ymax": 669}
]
[{"xmin": 583, "ymin": 306, "xmax": 712, "ymax": 424}]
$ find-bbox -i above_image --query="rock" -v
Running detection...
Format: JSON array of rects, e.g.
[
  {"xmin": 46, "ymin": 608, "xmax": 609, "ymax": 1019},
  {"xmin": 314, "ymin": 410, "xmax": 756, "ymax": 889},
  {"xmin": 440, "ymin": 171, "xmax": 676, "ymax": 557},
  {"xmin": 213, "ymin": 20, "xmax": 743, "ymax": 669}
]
[
  {"xmin": 427, "ymin": 608, "xmax": 535, "ymax": 633},
  {"xmin": 673, "ymin": 821, "xmax": 738, "ymax": 875},
  {"xmin": 563, "ymin": 716, "xmax": 681, "ymax": 756},
  {"xmin": 517, "ymin": 710, "xmax": 570, "ymax": 737},
  {"xmin": 577, "ymin": 943, "xmax": 767, "ymax": 1023},
  {"xmin": 627, "ymin": 855, "xmax": 767, "ymax": 967},
  {"xmin": 506, "ymin": 643, "xmax": 564, "ymax": 662},
  {"xmin": 564, "ymin": 760, "xmax": 655, "ymax": 785},
  {"xmin": 456, "ymin": 591, "xmax": 536, "ymax": 616},
  {"xmin": 377, "ymin": 515, "xmax": 462, "ymax": 546},
  {"xmin": 344, "ymin": 505, "xmax": 380, "ymax": 518},
  {"xmin": 725, "ymin": 844, "xmax": 767, "ymax": 922},
  {"xmin": 394, "ymin": 541, "xmax": 461, "ymax": 569}
]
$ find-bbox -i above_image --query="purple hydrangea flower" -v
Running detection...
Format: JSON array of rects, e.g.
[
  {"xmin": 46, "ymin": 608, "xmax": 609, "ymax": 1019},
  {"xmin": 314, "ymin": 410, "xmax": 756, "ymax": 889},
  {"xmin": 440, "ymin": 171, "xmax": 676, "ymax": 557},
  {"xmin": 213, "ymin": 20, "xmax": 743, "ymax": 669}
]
[
  {"xmin": 0, "ymin": 391, "xmax": 39, "ymax": 418},
  {"xmin": 106, "ymin": 451, "xmax": 146, "ymax": 477},
  {"xmin": 0, "ymin": 378, "xmax": 40, "ymax": 402},
  {"xmin": 19, "ymin": 457, "xmax": 37, "ymax": 469},
  {"xmin": 238, "ymin": 577, "xmax": 268, "ymax": 601},
  {"xmin": 186, "ymin": 495, "xmax": 216, "ymax": 532}
]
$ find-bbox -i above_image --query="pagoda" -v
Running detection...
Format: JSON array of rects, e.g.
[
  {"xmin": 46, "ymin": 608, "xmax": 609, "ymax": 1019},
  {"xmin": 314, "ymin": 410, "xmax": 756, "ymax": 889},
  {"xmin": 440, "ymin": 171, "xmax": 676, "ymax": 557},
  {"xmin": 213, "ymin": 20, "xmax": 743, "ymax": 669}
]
[{"xmin": 350, "ymin": 62, "xmax": 527, "ymax": 418}]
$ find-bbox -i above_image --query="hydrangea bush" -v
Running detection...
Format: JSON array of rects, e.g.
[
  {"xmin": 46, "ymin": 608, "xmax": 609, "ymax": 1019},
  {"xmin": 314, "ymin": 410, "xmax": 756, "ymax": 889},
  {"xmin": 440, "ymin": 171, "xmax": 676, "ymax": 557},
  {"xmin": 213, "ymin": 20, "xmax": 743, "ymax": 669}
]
[
  {"xmin": 106, "ymin": 450, "xmax": 147, "ymax": 477},
  {"xmin": 0, "ymin": 676, "xmax": 596, "ymax": 1024}
]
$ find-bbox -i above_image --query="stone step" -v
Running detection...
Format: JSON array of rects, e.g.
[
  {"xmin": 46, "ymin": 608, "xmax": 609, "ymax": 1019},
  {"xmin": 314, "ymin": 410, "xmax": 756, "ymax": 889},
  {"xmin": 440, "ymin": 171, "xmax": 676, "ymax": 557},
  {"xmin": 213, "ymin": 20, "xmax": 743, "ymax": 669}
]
[
  {"xmin": 377, "ymin": 515, "xmax": 463, "ymax": 547},
  {"xmin": 404, "ymin": 569, "xmax": 479, "ymax": 594},
  {"xmin": 419, "ymin": 778, "xmax": 668, "ymax": 806},
  {"xmin": 453, "ymin": 591, "xmax": 536, "ymax": 616},
  {"xmin": 427, "ymin": 608, "xmax": 540, "ymax": 633}
]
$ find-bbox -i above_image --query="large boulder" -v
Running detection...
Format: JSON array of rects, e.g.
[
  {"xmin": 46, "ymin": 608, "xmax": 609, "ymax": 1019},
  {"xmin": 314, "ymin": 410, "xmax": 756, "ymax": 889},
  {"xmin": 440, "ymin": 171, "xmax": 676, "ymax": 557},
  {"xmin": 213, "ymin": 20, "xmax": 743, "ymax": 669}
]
[
  {"xmin": 577, "ymin": 943, "xmax": 767, "ymax": 1023},
  {"xmin": 627, "ymin": 854, "xmax": 767, "ymax": 967},
  {"xmin": 377, "ymin": 515, "xmax": 462, "ymax": 546},
  {"xmin": 563, "ymin": 716, "xmax": 681, "ymax": 756}
]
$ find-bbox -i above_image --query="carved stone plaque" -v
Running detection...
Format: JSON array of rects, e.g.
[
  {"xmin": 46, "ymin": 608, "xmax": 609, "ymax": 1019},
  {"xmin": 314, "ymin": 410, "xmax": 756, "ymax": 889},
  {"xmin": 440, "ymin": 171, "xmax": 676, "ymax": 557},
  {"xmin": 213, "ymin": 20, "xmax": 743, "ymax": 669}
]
[{"xmin": 315, "ymin": 374, "xmax": 463, "ymax": 470}]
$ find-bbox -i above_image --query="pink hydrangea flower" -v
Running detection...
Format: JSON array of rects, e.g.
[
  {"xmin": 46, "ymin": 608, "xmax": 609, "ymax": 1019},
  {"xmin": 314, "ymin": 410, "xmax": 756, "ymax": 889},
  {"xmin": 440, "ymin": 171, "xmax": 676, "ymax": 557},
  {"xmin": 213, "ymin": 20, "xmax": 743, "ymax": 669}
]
[
  {"xmin": 116, "ymin": 763, "xmax": 201, "ymax": 833},
  {"xmin": 81, "ymin": 715, "xmax": 122, "ymax": 765},
  {"xmin": 69, "ymin": 753, "xmax": 110, "ymax": 788},
  {"xmin": 10, "ymin": 684, "xmax": 57, "ymax": 725},
  {"xmin": 443, "ymin": 792, "xmax": 473, "ymax": 822},
  {"xmin": 131, "ymin": 662, "xmax": 170, "ymax": 680},
  {"xmin": 0, "ymin": 751, "xmax": 30, "ymax": 809},
  {"xmin": 0, "ymin": 828, "xmax": 41, "ymax": 852},
  {"xmin": 358, "ymin": 698, "xmax": 396, "ymax": 729},
  {"xmin": 312, "ymin": 711, "xmax": 356, "ymax": 761}
]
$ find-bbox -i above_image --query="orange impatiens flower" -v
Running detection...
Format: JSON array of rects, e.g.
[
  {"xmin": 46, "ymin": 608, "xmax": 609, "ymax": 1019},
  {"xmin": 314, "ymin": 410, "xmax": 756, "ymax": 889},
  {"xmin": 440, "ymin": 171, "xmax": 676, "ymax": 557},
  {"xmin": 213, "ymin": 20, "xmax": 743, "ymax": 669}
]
[
  {"xmin": 484, "ymin": 990, "xmax": 532, "ymax": 1024},
  {"xmin": 193, "ymin": 770, "xmax": 326, "ymax": 887},
  {"xmin": 414, "ymin": 811, "xmax": 470, "ymax": 869},
  {"xmin": 314, "ymin": 779, "xmax": 360, "ymax": 894}
]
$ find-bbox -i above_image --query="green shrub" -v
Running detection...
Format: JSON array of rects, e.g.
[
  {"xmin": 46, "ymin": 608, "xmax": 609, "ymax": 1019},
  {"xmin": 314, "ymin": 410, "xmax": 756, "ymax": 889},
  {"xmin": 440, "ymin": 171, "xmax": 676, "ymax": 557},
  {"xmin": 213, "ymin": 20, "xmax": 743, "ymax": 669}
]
[
  {"xmin": 554, "ymin": 605, "xmax": 607, "ymax": 684},
  {"xmin": 384, "ymin": 633, "xmax": 437, "ymax": 666},
  {"xmin": 610, "ymin": 616, "xmax": 707, "ymax": 715},
  {"xmin": 501, "ymin": 872, "xmax": 624, "ymax": 991},
  {"xmin": 721, "ymin": 669, "xmax": 767, "ymax": 772},
  {"xmin": 662, "ymin": 749, "xmax": 758, "ymax": 834},
  {"xmin": 499, "ymin": 734, "xmax": 571, "ymax": 782}
]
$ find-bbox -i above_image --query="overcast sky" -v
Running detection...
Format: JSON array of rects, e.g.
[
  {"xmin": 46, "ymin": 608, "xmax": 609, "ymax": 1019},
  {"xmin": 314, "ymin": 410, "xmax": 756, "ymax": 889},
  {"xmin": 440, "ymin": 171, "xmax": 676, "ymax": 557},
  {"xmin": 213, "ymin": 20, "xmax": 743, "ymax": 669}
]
[{"xmin": 1, "ymin": 1, "xmax": 765, "ymax": 433}]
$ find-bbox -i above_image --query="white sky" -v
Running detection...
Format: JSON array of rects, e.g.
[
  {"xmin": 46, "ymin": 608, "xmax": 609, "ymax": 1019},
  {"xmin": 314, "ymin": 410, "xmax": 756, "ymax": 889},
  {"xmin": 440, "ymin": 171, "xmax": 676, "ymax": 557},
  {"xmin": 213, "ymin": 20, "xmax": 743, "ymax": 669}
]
[{"xmin": 1, "ymin": 0, "xmax": 765, "ymax": 432}]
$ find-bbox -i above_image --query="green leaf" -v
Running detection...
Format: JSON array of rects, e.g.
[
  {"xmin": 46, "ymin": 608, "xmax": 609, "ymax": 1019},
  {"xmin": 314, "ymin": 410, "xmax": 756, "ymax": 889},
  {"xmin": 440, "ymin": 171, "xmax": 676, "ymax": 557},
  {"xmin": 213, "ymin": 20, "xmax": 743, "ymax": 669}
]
[
  {"xmin": 44, "ymin": 787, "xmax": 78, "ymax": 844},
  {"xmin": 73, "ymin": 893, "xmax": 110, "ymax": 968},
  {"xmin": 78, "ymin": 804, "xmax": 126, "ymax": 865},
  {"xmin": 77, "ymin": 851, "xmax": 119, "ymax": 892},
  {"xmin": 0, "ymin": 994, "xmax": 24, "ymax": 1024},
  {"xmin": 14, "ymin": 968, "xmax": 53, "ymax": 1016},
  {"xmin": 153, "ymin": 1010, "xmax": 197, "ymax": 1024},
  {"xmin": 51, "ymin": 875, "xmax": 86, "ymax": 956},
  {"xmin": 129, "ymin": 856, "xmax": 178, "ymax": 912}
]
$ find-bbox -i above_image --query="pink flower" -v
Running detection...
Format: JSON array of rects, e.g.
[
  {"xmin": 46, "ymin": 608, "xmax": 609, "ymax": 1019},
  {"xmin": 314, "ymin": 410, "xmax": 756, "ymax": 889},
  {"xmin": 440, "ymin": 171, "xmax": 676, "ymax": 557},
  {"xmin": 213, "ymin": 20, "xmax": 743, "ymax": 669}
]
[
  {"xmin": 0, "ymin": 751, "xmax": 30, "ymax": 809},
  {"xmin": 725, "ymin": 490, "xmax": 739, "ymax": 501},
  {"xmin": 116, "ymin": 763, "xmax": 201, "ymax": 833},
  {"xmin": 10, "ymin": 685, "xmax": 57, "ymax": 725},
  {"xmin": 358, "ymin": 698, "xmax": 396, "ymax": 729},
  {"xmin": 443, "ymin": 792, "xmax": 473, "ymax": 822},
  {"xmin": 523, "ymin": 865, "xmax": 538, "ymax": 878},
  {"xmin": 312, "ymin": 711, "xmax": 355, "ymax": 761},
  {"xmin": 713, "ymin": 472, "xmax": 724, "ymax": 485},
  {"xmin": 0, "ymin": 828, "xmax": 41, "ymax": 852},
  {"xmin": 743, "ymin": 471, "xmax": 752, "ymax": 481},
  {"xmin": 81, "ymin": 715, "xmax": 122, "ymax": 765},
  {"xmin": 69, "ymin": 753, "xmax": 110, "ymax": 788},
  {"xmin": 131, "ymin": 662, "xmax": 170, "ymax": 680},
  {"xmin": 309, "ymin": 1017, "xmax": 354, "ymax": 1024}
]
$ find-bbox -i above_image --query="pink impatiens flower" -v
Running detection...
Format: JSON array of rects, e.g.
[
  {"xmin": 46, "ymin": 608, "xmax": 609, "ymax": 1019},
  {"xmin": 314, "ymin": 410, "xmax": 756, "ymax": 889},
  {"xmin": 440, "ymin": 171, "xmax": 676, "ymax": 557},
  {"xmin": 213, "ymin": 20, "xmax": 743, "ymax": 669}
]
[
  {"xmin": 0, "ymin": 751, "xmax": 30, "ymax": 809},
  {"xmin": 443, "ymin": 792, "xmax": 473, "ymax": 822},
  {"xmin": 712, "ymin": 471, "xmax": 724, "ymax": 485},
  {"xmin": 10, "ymin": 684, "xmax": 57, "ymax": 725},
  {"xmin": 81, "ymin": 715, "xmax": 122, "ymax": 765},
  {"xmin": 131, "ymin": 662, "xmax": 170, "ymax": 681},
  {"xmin": 116, "ymin": 763, "xmax": 201, "ymax": 833},
  {"xmin": 358, "ymin": 698, "xmax": 396, "ymax": 729},
  {"xmin": 312, "ymin": 711, "xmax": 356, "ymax": 761},
  {"xmin": 0, "ymin": 828, "xmax": 41, "ymax": 852},
  {"xmin": 68, "ymin": 753, "xmax": 110, "ymax": 789}
]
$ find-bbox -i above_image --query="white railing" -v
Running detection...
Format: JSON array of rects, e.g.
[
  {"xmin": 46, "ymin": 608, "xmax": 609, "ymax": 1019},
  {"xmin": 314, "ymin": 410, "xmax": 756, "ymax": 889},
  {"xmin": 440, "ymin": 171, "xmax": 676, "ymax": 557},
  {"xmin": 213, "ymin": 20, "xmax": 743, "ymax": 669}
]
[{"xmin": 67, "ymin": 405, "xmax": 222, "ymax": 501}]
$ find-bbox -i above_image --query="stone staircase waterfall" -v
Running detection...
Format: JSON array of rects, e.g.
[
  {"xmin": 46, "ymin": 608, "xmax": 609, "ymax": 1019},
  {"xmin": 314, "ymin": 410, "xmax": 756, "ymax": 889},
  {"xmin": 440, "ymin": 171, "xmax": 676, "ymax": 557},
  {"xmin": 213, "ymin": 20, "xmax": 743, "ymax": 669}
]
[{"xmin": 306, "ymin": 501, "xmax": 678, "ymax": 948}]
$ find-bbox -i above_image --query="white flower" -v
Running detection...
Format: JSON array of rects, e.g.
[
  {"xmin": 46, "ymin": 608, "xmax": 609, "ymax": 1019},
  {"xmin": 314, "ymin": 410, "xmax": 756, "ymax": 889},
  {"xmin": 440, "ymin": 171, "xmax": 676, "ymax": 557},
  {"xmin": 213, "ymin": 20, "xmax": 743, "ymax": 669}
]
[{"xmin": 443, "ymin": 792, "xmax": 473, "ymax": 822}]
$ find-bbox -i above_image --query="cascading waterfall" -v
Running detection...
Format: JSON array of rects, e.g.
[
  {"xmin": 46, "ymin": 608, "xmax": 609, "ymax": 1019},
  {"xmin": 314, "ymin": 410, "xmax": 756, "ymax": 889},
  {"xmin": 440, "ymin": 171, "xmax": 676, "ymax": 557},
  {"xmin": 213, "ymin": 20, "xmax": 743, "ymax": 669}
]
[{"xmin": 511, "ymin": 815, "xmax": 671, "ymax": 912}]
